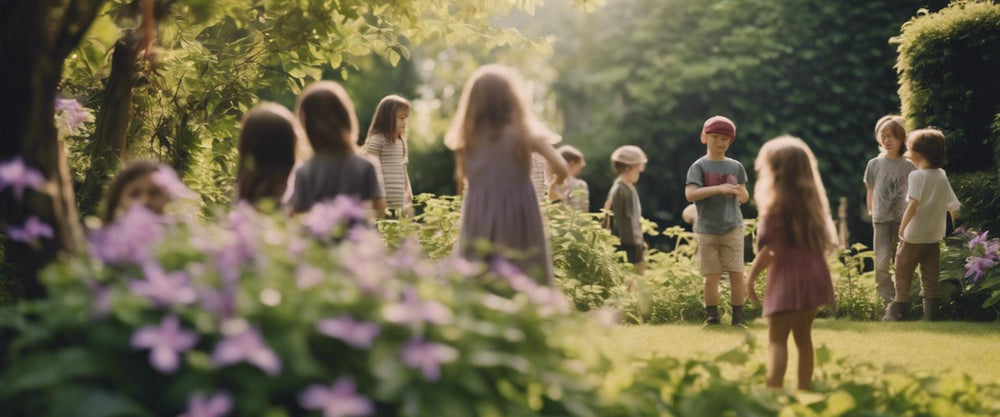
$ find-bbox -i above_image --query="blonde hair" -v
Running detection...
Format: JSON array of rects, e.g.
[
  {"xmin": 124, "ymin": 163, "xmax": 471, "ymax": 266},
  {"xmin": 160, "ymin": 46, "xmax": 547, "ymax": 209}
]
[
  {"xmin": 295, "ymin": 81, "xmax": 359, "ymax": 155},
  {"xmin": 445, "ymin": 65, "xmax": 549, "ymax": 179},
  {"xmin": 874, "ymin": 115, "xmax": 907, "ymax": 157},
  {"xmin": 754, "ymin": 135, "xmax": 837, "ymax": 251}
]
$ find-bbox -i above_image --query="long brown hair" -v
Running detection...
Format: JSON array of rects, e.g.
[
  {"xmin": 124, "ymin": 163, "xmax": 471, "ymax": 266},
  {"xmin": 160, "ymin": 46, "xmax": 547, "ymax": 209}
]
[
  {"xmin": 235, "ymin": 102, "xmax": 300, "ymax": 204},
  {"xmin": 100, "ymin": 159, "xmax": 161, "ymax": 224},
  {"xmin": 444, "ymin": 65, "xmax": 547, "ymax": 181},
  {"xmin": 754, "ymin": 136, "xmax": 837, "ymax": 251},
  {"xmin": 874, "ymin": 115, "xmax": 907, "ymax": 157},
  {"xmin": 366, "ymin": 95, "xmax": 410, "ymax": 145},
  {"xmin": 295, "ymin": 81, "xmax": 359, "ymax": 155}
]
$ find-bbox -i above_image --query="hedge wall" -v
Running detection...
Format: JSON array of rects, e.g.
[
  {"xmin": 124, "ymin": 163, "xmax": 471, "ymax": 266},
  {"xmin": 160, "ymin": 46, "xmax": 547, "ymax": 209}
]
[{"xmin": 895, "ymin": 0, "xmax": 1000, "ymax": 232}]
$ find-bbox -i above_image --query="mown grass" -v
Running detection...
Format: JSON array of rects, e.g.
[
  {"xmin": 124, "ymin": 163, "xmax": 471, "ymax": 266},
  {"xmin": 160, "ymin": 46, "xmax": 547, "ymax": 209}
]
[{"xmin": 595, "ymin": 319, "xmax": 1000, "ymax": 384}]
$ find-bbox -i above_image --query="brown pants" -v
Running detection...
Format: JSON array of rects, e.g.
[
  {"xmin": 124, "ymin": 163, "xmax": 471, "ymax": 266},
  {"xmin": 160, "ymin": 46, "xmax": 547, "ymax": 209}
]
[{"xmin": 893, "ymin": 241, "xmax": 940, "ymax": 302}]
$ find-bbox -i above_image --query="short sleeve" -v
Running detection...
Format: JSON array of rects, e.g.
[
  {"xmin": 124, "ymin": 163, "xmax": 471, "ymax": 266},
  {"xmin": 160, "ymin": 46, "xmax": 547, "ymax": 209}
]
[
  {"xmin": 863, "ymin": 159, "xmax": 875, "ymax": 186},
  {"xmin": 364, "ymin": 135, "xmax": 384, "ymax": 157},
  {"xmin": 756, "ymin": 214, "xmax": 777, "ymax": 249},
  {"xmin": 685, "ymin": 161, "xmax": 703, "ymax": 187},
  {"xmin": 612, "ymin": 186, "xmax": 635, "ymax": 219},
  {"xmin": 736, "ymin": 161, "xmax": 748, "ymax": 184},
  {"xmin": 946, "ymin": 181, "xmax": 961, "ymax": 212},
  {"xmin": 360, "ymin": 160, "xmax": 382, "ymax": 201},
  {"xmin": 289, "ymin": 166, "xmax": 309, "ymax": 213},
  {"xmin": 907, "ymin": 171, "xmax": 923, "ymax": 202}
]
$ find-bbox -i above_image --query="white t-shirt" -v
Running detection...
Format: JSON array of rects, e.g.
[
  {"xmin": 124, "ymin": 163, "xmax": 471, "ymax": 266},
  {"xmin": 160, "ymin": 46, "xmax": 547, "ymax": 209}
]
[{"xmin": 902, "ymin": 169, "xmax": 960, "ymax": 244}]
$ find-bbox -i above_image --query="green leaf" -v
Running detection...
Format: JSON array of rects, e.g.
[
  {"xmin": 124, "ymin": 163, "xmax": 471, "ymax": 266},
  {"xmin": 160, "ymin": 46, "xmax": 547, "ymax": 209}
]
[
  {"xmin": 387, "ymin": 49, "xmax": 401, "ymax": 67},
  {"xmin": 46, "ymin": 386, "xmax": 152, "ymax": 417}
]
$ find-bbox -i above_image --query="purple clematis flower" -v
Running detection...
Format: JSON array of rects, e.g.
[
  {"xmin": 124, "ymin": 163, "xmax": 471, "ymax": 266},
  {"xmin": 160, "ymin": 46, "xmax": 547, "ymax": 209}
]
[
  {"xmin": 968, "ymin": 231, "xmax": 989, "ymax": 249},
  {"xmin": 437, "ymin": 256, "xmax": 483, "ymax": 277},
  {"xmin": 401, "ymin": 338, "xmax": 458, "ymax": 381},
  {"xmin": 131, "ymin": 315, "xmax": 199, "ymax": 373},
  {"xmin": 54, "ymin": 97, "xmax": 93, "ymax": 136},
  {"xmin": 129, "ymin": 264, "xmax": 198, "ymax": 307},
  {"xmin": 965, "ymin": 256, "xmax": 998, "ymax": 283},
  {"xmin": 299, "ymin": 377, "xmax": 374, "ymax": 417},
  {"xmin": 212, "ymin": 326, "xmax": 281, "ymax": 376},
  {"xmin": 302, "ymin": 196, "xmax": 369, "ymax": 237},
  {"xmin": 151, "ymin": 165, "xmax": 198, "ymax": 200},
  {"xmin": 179, "ymin": 392, "xmax": 232, "ymax": 417},
  {"xmin": 0, "ymin": 157, "xmax": 45, "ymax": 201},
  {"xmin": 296, "ymin": 264, "xmax": 325, "ymax": 289},
  {"xmin": 382, "ymin": 287, "xmax": 452, "ymax": 327},
  {"xmin": 6, "ymin": 216, "xmax": 54, "ymax": 245},
  {"xmin": 985, "ymin": 240, "xmax": 999, "ymax": 259},
  {"xmin": 316, "ymin": 316, "xmax": 380, "ymax": 349},
  {"xmin": 89, "ymin": 205, "xmax": 164, "ymax": 265}
]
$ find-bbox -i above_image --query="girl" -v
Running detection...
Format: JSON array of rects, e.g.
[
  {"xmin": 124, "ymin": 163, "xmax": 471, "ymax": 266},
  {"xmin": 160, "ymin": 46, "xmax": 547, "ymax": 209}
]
[
  {"xmin": 289, "ymin": 81, "xmax": 385, "ymax": 217},
  {"xmin": 745, "ymin": 136, "xmax": 837, "ymax": 390},
  {"xmin": 100, "ymin": 160, "xmax": 169, "ymax": 224},
  {"xmin": 363, "ymin": 95, "xmax": 413, "ymax": 216},
  {"xmin": 445, "ymin": 64, "xmax": 568, "ymax": 284},
  {"xmin": 863, "ymin": 115, "xmax": 915, "ymax": 303},
  {"xmin": 235, "ymin": 102, "xmax": 302, "ymax": 206}
]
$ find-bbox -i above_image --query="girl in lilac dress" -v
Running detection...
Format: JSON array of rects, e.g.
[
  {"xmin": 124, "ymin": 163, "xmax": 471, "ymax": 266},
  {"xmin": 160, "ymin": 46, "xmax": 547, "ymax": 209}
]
[
  {"xmin": 746, "ymin": 135, "xmax": 837, "ymax": 391},
  {"xmin": 444, "ymin": 65, "xmax": 568, "ymax": 284}
]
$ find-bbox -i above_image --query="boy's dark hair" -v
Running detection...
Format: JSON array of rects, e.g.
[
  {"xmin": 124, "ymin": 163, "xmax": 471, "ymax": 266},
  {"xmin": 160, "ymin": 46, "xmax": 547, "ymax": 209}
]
[
  {"xmin": 613, "ymin": 161, "xmax": 631, "ymax": 174},
  {"xmin": 296, "ymin": 81, "xmax": 359, "ymax": 155},
  {"xmin": 236, "ymin": 103, "xmax": 299, "ymax": 204},
  {"xmin": 907, "ymin": 128, "xmax": 947, "ymax": 168},
  {"xmin": 101, "ymin": 160, "xmax": 161, "ymax": 224},
  {"xmin": 560, "ymin": 147, "xmax": 584, "ymax": 164}
]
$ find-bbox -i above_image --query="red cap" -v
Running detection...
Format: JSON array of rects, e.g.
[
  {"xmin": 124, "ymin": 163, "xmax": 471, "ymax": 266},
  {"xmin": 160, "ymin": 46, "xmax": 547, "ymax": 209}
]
[{"xmin": 702, "ymin": 116, "xmax": 736, "ymax": 142}]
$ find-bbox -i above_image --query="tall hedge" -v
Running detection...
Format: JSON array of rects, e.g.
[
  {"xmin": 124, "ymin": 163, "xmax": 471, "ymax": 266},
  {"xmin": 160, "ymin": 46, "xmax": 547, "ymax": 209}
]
[{"xmin": 895, "ymin": 0, "xmax": 1000, "ymax": 233}]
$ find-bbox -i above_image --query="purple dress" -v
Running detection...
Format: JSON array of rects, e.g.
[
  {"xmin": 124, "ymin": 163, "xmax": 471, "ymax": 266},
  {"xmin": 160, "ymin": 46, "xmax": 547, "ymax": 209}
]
[
  {"xmin": 757, "ymin": 215, "xmax": 835, "ymax": 316},
  {"xmin": 456, "ymin": 133, "xmax": 553, "ymax": 284}
]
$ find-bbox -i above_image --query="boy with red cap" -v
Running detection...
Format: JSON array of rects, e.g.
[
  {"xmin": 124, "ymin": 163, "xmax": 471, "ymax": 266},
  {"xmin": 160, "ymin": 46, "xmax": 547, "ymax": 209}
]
[{"xmin": 685, "ymin": 116, "xmax": 750, "ymax": 326}]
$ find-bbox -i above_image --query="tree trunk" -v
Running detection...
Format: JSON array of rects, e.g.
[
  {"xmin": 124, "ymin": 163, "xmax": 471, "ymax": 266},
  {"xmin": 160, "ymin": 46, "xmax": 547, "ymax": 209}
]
[
  {"xmin": 79, "ymin": 31, "xmax": 143, "ymax": 216},
  {"xmin": 0, "ymin": 0, "xmax": 104, "ymax": 301}
]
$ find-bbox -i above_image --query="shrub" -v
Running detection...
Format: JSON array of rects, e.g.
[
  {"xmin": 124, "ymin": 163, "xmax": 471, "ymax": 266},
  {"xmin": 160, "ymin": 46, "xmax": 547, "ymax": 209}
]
[
  {"xmin": 950, "ymin": 171, "xmax": 1000, "ymax": 236},
  {"xmin": 0, "ymin": 202, "xmax": 606, "ymax": 416},
  {"xmin": 939, "ymin": 229, "xmax": 1000, "ymax": 321}
]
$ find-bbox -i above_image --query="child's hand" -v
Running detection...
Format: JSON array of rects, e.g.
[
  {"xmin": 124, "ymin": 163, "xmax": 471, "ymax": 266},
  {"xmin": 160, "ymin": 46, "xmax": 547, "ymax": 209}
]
[{"xmin": 745, "ymin": 277, "xmax": 760, "ymax": 304}]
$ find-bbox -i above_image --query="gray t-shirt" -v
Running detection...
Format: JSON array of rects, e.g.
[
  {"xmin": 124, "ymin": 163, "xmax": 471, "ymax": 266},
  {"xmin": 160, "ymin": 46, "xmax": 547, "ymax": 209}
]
[
  {"xmin": 863, "ymin": 156, "xmax": 916, "ymax": 223},
  {"xmin": 608, "ymin": 178, "xmax": 642, "ymax": 245},
  {"xmin": 288, "ymin": 153, "xmax": 383, "ymax": 213},
  {"xmin": 685, "ymin": 156, "xmax": 747, "ymax": 234}
]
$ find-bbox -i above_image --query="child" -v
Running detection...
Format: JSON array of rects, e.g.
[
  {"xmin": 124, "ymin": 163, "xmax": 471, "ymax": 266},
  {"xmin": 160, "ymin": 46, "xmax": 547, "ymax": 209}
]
[
  {"xmin": 235, "ymin": 102, "xmax": 301, "ymax": 206},
  {"xmin": 550, "ymin": 145, "xmax": 589, "ymax": 212},
  {"xmin": 445, "ymin": 64, "xmax": 568, "ymax": 284},
  {"xmin": 883, "ymin": 129, "xmax": 960, "ymax": 321},
  {"xmin": 604, "ymin": 145, "xmax": 647, "ymax": 274},
  {"xmin": 685, "ymin": 116, "xmax": 749, "ymax": 326},
  {"xmin": 863, "ymin": 115, "xmax": 915, "ymax": 303},
  {"xmin": 289, "ymin": 81, "xmax": 385, "ymax": 217},
  {"xmin": 363, "ymin": 95, "xmax": 413, "ymax": 216},
  {"xmin": 100, "ymin": 160, "xmax": 169, "ymax": 224},
  {"xmin": 745, "ymin": 135, "xmax": 837, "ymax": 390}
]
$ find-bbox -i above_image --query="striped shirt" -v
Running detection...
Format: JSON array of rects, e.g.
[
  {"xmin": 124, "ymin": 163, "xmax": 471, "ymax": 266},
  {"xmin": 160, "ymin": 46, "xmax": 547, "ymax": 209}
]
[
  {"xmin": 553, "ymin": 177, "xmax": 589, "ymax": 212},
  {"xmin": 530, "ymin": 153, "xmax": 548, "ymax": 202},
  {"xmin": 364, "ymin": 134, "xmax": 409, "ymax": 209}
]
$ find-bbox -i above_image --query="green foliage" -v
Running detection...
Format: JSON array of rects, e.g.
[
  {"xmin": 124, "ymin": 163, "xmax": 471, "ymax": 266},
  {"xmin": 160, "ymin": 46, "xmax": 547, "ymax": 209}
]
[
  {"xmin": 828, "ymin": 244, "xmax": 884, "ymax": 321},
  {"xmin": 552, "ymin": 0, "xmax": 947, "ymax": 240},
  {"xmin": 950, "ymin": 171, "xmax": 1000, "ymax": 236},
  {"xmin": 895, "ymin": 0, "xmax": 1000, "ymax": 173},
  {"xmin": 940, "ymin": 230, "xmax": 1000, "ymax": 321}
]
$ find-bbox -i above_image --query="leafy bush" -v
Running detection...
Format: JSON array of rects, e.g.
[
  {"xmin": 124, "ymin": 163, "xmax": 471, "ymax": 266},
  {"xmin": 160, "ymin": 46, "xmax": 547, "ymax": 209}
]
[
  {"xmin": 0, "ymin": 202, "xmax": 606, "ymax": 416},
  {"xmin": 950, "ymin": 171, "xmax": 1000, "ymax": 236},
  {"xmin": 939, "ymin": 229, "xmax": 1000, "ymax": 321},
  {"xmin": 895, "ymin": 0, "xmax": 1000, "ymax": 173},
  {"xmin": 827, "ymin": 244, "xmax": 884, "ymax": 321}
]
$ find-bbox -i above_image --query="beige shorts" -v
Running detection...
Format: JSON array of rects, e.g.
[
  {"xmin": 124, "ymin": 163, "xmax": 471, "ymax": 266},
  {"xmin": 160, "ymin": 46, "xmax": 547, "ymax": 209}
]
[{"xmin": 696, "ymin": 227, "xmax": 745, "ymax": 275}]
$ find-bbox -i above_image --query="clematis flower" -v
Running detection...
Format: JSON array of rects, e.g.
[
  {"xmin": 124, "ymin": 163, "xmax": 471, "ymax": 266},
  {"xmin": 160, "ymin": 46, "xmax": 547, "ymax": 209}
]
[
  {"xmin": 299, "ymin": 377, "xmax": 374, "ymax": 417},
  {"xmin": 131, "ymin": 315, "xmax": 198, "ymax": 373},
  {"xmin": 302, "ymin": 196, "xmax": 369, "ymax": 237},
  {"xmin": 0, "ymin": 157, "xmax": 45, "ymax": 201},
  {"xmin": 316, "ymin": 316, "xmax": 380, "ymax": 349},
  {"xmin": 401, "ymin": 338, "xmax": 458, "ymax": 381},
  {"xmin": 985, "ymin": 240, "xmax": 999, "ymax": 259},
  {"xmin": 89, "ymin": 205, "xmax": 164, "ymax": 265},
  {"xmin": 212, "ymin": 327, "xmax": 281, "ymax": 376},
  {"xmin": 129, "ymin": 264, "xmax": 198, "ymax": 307},
  {"xmin": 54, "ymin": 97, "xmax": 94, "ymax": 136},
  {"xmin": 296, "ymin": 264, "xmax": 325, "ymax": 289},
  {"xmin": 968, "ymin": 231, "xmax": 989, "ymax": 249},
  {"xmin": 6, "ymin": 216, "xmax": 54, "ymax": 245},
  {"xmin": 436, "ymin": 256, "xmax": 483, "ymax": 277},
  {"xmin": 382, "ymin": 287, "xmax": 452, "ymax": 327},
  {"xmin": 965, "ymin": 256, "xmax": 998, "ymax": 283},
  {"xmin": 151, "ymin": 165, "xmax": 198, "ymax": 200},
  {"xmin": 179, "ymin": 392, "xmax": 232, "ymax": 417}
]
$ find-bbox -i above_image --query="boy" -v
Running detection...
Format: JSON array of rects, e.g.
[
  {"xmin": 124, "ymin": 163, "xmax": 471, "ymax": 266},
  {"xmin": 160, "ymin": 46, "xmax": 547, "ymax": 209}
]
[
  {"xmin": 605, "ymin": 145, "xmax": 648, "ymax": 274},
  {"xmin": 551, "ymin": 145, "xmax": 590, "ymax": 212},
  {"xmin": 685, "ymin": 116, "xmax": 750, "ymax": 326},
  {"xmin": 883, "ymin": 129, "xmax": 960, "ymax": 321}
]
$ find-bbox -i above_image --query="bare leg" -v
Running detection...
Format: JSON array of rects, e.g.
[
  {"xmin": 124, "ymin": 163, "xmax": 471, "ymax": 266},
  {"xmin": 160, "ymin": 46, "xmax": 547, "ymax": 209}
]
[
  {"xmin": 704, "ymin": 273, "xmax": 722, "ymax": 306},
  {"xmin": 728, "ymin": 270, "xmax": 745, "ymax": 305},
  {"xmin": 790, "ymin": 309, "xmax": 818, "ymax": 390},
  {"xmin": 767, "ymin": 312, "xmax": 794, "ymax": 388}
]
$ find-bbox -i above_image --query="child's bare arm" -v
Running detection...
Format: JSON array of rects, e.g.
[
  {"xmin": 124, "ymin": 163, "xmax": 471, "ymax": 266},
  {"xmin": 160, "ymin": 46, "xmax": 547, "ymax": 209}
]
[
  {"xmin": 745, "ymin": 244, "xmax": 774, "ymax": 303},
  {"xmin": 530, "ymin": 135, "xmax": 569, "ymax": 185},
  {"xmin": 736, "ymin": 184, "xmax": 750, "ymax": 204},
  {"xmin": 685, "ymin": 184, "xmax": 737, "ymax": 202},
  {"xmin": 865, "ymin": 185, "xmax": 873, "ymax": 216},
  {"xmin": 898, "ymin": 197, "xmax": 918, "ymax": 240}
]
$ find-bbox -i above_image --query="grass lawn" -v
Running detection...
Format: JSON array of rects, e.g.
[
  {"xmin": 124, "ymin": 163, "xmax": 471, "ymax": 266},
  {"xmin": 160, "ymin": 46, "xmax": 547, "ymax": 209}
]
[{"xmin": 595, "ymin": 319, "xmax": 1000, "ymax": 384}]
